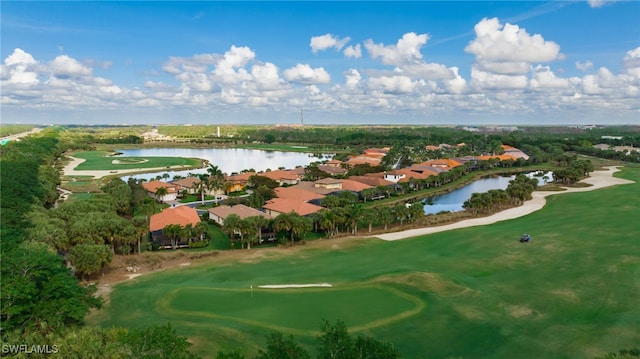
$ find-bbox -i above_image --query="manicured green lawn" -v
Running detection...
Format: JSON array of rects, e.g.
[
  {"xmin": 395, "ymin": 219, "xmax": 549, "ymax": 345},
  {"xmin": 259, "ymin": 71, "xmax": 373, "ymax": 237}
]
[
  {"xmin": 72, "ymin": 151, "xmax": 201, "ymax": 170},
  {"xmin": 92, "ymin": 167, "xmax": 640, "ymax": 358}
]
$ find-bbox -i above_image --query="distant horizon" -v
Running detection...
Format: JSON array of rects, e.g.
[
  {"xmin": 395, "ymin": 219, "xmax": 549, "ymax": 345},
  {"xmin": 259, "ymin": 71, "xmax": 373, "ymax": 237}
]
[{"xmin": 2, "ymin": 1, "xmax": 639, "ymax": 126}]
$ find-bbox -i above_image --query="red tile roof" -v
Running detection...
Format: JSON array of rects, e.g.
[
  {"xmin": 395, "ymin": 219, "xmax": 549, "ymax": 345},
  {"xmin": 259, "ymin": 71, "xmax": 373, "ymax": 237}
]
[
  {"xmin": 149, "ymin": 206, "xmax": 201, "ymax": 232},
  {"xmin": 171, "ymin": 177, "xmax": 201, "ymax": 189},
  {"xmin": 478, "ymin": 154, "xmax": 518, "ymax": 161},
  {"xmin": 348, "ymin": 176, "xmax": 394, "ymax": 187},
  {"xmin": 208, "ymin": 204, "xmax": 271, "ymax": 221},
  {"xmin": 142, "ymin": 180, "xmax": 178, "ymax": 193},
  {"xmin": 339, "ymin": 179, "xmax": 372, "ymax": 192},
  {"xmin": 263, "ymin": 198, "xmax": 323, "ymax": 216},
  {"xmin": 275, "ymin": 187, "xmax": 325, "ymax": 202}
]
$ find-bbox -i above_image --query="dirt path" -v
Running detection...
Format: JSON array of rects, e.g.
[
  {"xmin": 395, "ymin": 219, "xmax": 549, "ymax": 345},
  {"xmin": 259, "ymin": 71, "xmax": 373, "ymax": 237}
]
[{"xmin": 376, "ymin": 166, "xmax": 633, "ymax": 241}]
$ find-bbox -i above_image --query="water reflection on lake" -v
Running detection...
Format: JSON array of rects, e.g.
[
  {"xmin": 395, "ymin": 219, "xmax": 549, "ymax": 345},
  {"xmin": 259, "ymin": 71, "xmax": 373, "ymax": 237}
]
[
  {"xmin": 117, "ymin": 148, "xmax": 333, "ymax": 181},
  {"xmin": 424, "ymin": 172, "xmax": 552, "ymax": 215}
]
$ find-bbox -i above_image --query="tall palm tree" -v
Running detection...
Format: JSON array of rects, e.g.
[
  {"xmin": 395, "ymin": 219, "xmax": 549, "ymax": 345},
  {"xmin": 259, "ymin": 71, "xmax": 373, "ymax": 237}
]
[
  {"xmin": 154, "ymin": 186, "xmax": 169, "ymax": 203},
  {"xmin": 163, "ymin": 224, "xmax": 182, "ymax": 249},
  {"xmin": 196, "ymin": 175, "xmax": 210, "ymax": 205}
]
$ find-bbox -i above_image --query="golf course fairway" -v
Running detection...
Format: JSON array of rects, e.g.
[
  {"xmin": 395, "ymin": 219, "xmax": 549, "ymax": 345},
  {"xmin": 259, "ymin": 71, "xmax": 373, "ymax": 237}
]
[{"xmin": 92, "ymin": 166, "xmax": 640, "ymax": 358}]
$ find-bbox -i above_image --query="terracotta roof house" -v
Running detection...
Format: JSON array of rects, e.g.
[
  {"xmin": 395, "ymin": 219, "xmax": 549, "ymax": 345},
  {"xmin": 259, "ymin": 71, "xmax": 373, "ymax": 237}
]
[
  {"xmin": 288, "ymin": 181, "xmax": 334, "ymax": 196},
  {"xmin": 171, "ymin": 177, "xmax": 201, "ymax": 194},
  {"xmin": 317, "ymin": 165, "xmax": 348, "ymax": 176},
  {"xmin": 338, "ymin": 179, "xmax": 372, "ymax": 192},
  {"xmin": 208, "ymin": 204, "xmax": 272, "ymax": 226},
  {"xmin": 420, "ymin": 159, "xmax": 463, "ymax": 170},
  {"xmin": 314, "ymin": 177, "xmax": 343, "ymax": 190},
  {"xmin": 149, "ymin": 206, "xmax": 201, "ymax": 248},
  {"xmin": 406, "ymin": 165, "xmax": 443, "ymax": 176},
  {"xmin": 290, "ymin": 167, "xmax": 307, "ymax": 177},
  {"xmin": 478, "ymin": 154, "xmax": 519, "ymax": 161},
  {"xmin": 226, "ymin": 172, "xmax": 255, "ymax": 193},
  {"xmin": 257, "ymin": 170, "xmax": 300, "ymax": 186},
  {"xmin": 142, "ymin": 180, "xmax": 179, "ymax": 203},
  {"xmin": 275, "ymin": 187, "xmax": 326, "ymax": 202},
  {"xmin": 263, "ymin": 198, "xmax": 324, "ymax": 217},
  {"xmin": 325, "ymin": 159, "xmax": 343, "ymax": 167},
  {"xmin": 383, "ymin": 171, "xmax": 406, "ymax": 183},
  {"xmin": 501, "ymin": 145, "xmax": 530, "ymax": 160},
  {"xmin": 363, "ymin": 148, "xmax": 390, "ymax": 156},
  {"xmin": 348, "ymin": 175, "xmax": 395, "ymax": 187}
]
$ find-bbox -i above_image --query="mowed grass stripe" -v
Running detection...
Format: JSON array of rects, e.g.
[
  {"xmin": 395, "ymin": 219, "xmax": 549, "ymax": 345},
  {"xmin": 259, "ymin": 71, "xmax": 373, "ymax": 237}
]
[{"xmin": 95, "ymin": 167, "xmax": 640, "ymax": 358}]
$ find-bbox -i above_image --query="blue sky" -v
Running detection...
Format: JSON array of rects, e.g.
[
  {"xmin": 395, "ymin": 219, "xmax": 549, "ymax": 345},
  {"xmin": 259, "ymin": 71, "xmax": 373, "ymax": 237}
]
[{"xmin": 1, "ymin": 1, "xmax": 639, "ymax": 125}]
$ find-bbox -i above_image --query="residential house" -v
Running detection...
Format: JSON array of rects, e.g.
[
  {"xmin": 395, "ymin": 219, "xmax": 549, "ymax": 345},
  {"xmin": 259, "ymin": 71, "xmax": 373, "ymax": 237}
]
[
  {"xmin": 317, "ymin": 165, "xmax": 347, "ymax": 176},
  {"xmin": 501, "ymin": 145, "xmax": 530, "ymax": 160},
  {"xmin": 225, "ymin": 172, "xmax": 255, "ymax": 193},
  {"xmin": 149, "ymin": 206, "xmax": 201, "ymax": 248},
  {"xmin": 258, "ymin": 169, "xmax": 301, "ymax": 186},
  {"xmin": 263, "ymin": 198, "xmax": 324, "ymax": 217},
  {"xmin": 208, "ymin": 204, "xmax": 272, "ymax": 226},
  {"xmin": 171, "ymin": 177, "xmax": 201, "ymax": 195},
  {"xmin": 142, "ymin": 180, "xmax": 179, "ymax": 203},
  {"xmin": 383, "ymin": 171, "xmax": 406, "ymax": 183},
  {"xmin": 325, "ymin": 159, "xmax": 343, "ymax": 167},
  {"xmin": 348, "ymin": 175, "xmax": 395, "ymax": 188},
  {"xmin": 274, "ymin": 187, "xmax": 325, "ymax": 203}
]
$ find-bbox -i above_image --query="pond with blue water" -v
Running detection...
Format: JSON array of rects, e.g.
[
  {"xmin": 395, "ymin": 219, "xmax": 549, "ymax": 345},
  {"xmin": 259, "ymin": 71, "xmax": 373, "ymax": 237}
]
[{"xmin": 423, "ymin": 172, "xmax": 552, "ymax": 215}]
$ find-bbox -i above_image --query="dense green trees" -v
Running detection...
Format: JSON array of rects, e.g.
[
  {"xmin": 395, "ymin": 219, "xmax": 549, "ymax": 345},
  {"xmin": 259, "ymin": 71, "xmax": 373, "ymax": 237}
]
[{"xmin": 216, "ymin": 320, "xmax": 402, "ymax": 359}]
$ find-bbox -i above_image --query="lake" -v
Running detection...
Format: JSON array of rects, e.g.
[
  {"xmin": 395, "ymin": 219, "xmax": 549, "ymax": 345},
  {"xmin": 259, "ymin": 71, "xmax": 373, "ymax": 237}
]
[
  {"xmin": 117, "ymin": 148, "xmax": 333, "ymax": 181},
  {"xmin": 423, "ymin": 172, "xmax": 552, "ymax": 215}
]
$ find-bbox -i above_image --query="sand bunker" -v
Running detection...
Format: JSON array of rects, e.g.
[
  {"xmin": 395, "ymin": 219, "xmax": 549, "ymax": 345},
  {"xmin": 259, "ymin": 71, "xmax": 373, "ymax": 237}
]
[{"xmin": 258, "ymin": 283, "xmax": 333, "ymax": 289}]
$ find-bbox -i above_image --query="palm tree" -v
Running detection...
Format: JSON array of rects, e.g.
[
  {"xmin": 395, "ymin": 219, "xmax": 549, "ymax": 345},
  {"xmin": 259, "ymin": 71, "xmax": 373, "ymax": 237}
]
[
  {"xmin": 346, "ymin": 204, "xmax": 363, "ymax": 235},
  {"xmin": 379, "ymin": 206, "xmax": 393, "ymax": 231},
  {"xmin": 194, "ymin": 221, "xmax": 207, "ymax": 242},
  {"xmin": 223, "ymin": 214, "xmax": 241, "ymax": 249},
  {"xmin": 154, "ymin": 186, "xmax": 169, "ymax": 203},
  {"xmin": 132, "ymin": 216, "xmax": 148, "ymax": 254},
  {"xmin": 196, "ymin": 175, "xmax": 209, "ymax": 205},
  {"xmin": 163, "ymin": 224, "xmax": 182, "ymax": 249},
  {"xmin": 247, "ymin": 216, "xmax": 268, "ymax": 246}
]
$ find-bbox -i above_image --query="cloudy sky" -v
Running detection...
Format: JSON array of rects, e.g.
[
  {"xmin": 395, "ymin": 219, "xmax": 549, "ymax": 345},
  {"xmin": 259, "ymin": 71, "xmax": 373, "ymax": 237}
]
[{"xmin": 1, "ymin": 1, "xmax": 639, "ymax": 126}]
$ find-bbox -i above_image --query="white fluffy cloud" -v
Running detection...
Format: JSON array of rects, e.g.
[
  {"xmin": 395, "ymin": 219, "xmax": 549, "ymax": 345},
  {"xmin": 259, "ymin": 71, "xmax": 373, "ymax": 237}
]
[
  {"xmin": 283, "ymin": 64, "xmax": 330, "ymax": 85},
  {"xmin": 251, "ymin": 62, "xmax": 285, "ymax": 91},
  {"xmin": 2, "ymin": 48, "xmax": 39, "ymax": 86},
  {"xmin": 365, "ymin": 32, "xmax": 429, "ymax": 66},
  {"xmin": 576, "ymin": 61, "xmax": 594, "ymax": 72},
  {"xmin": 622, "ymin": 47, "xmax": 640, "ymax": 79},
  {"xmin": 465, "ymin": 18, "xmax": 562, "ymax": 63},
  {"xmin": 310, "ymin": 33, "xmax": 351, "ymax": 53},
  {"xmin": 367, "ymin": 75, "xmax": 418, "ymax": 94},
  {"xmin": 343, "ymin": 44, "xmax": 362, "ymax": 59},
  {"xmin": 471, "ymin": 66, "xmax": 528, "ymax": 90},
  {"xmin": 49, "ymin": 55, "xmax": 93, "ymax": 79},
  {"xmin": 344, "ymin": 68, "xmax": 361, "ymax": 88}
]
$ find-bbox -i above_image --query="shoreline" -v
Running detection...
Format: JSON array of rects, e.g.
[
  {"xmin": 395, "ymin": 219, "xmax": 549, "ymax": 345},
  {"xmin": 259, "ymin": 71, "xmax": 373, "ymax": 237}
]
[
  {"xmin": 376, "ymin": 166, "xmax": 634, "ymax": 241},
  {"xmin": 61, "ymin": 155, "xmax": 199, "ymax": 179}
]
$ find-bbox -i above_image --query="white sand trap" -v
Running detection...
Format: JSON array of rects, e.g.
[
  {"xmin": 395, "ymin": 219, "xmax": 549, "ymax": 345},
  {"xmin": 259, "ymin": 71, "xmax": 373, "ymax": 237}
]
[{"xmin": 258, "ymin": 283, "xmax": 333, "ymax": 289}]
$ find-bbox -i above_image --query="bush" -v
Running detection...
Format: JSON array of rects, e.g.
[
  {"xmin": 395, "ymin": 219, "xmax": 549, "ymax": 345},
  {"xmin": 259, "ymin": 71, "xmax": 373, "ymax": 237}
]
[{"xmin": 189, "ymin": 240, "xmax": 209, "ymax": 249}]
